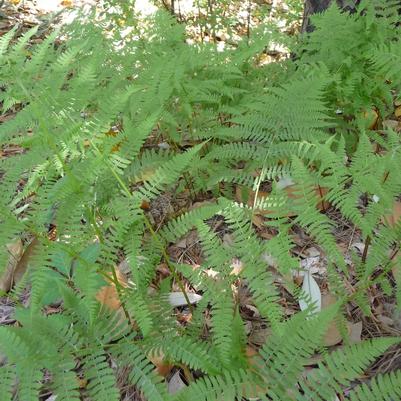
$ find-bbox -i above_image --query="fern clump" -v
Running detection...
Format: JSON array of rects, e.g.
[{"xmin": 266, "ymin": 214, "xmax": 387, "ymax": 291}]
[{"xmin": 0, "ymin": 2, "xmax": 400, "ymax": 401}]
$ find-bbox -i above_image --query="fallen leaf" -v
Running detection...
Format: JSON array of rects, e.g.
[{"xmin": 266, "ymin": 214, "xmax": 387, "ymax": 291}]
[
  {"xmin": 277, "ymin": 176, "xmax": 295, "ymax": 189},
  {"xmin": 382, "ymin": 201, "xmax": 401, "ymax": 228},
  {"xmin": 347, "ymin": 321, "xmax": 362, "ymax": 344},
  {"xmin": 382, "ymin": 119, "xmax": 400, "ymax": 131},
  {"xmin": 251, "ymin": 213, "xmax": 265, "ymax": 229},
  {"xmin": 168, "ymin": 371, "xmax": 186, "ymax": 394},
  {"xmin": 60, "ymin": 0, "xmax": 73, "ymax": 7},
  {"xmin": 0, "ymin": 239, "xmax": 24, "ymax": 293},
  {"xmin": 78, "ymin": 378, "xmax": 87, "ymax": 389},
  {"xmin": 299, "ymin": 271, "xmax": 321, "ymax": 313},
  {"xmin": 245, "ymin": 346, "xmax": 268, "ymax": 399},
  {"xmin": 285, "ymin": 185, "xmax": 330, "ymax": 212},
  {"xmin": 377, "ymin": 314, "xmax": 394, "ymax": 327},
  {"xmin": 395, "ymin": 106, "xmax": 401, "ymax": 118},
  {"xmin": 230, "ymin": 258, "xmax": 244, "ymax": 275},
  {"xmin": 249, "ymin": 327, "xmax": 272, "ymax": 347},
  {"xmin": 361, "ymin": 108, "xmax": 379, "ymax": 129},
  {"xmin": 235, "ymin": 185, "xmax": 269, "ymax": 208},
  {"xmin": 149, "ymin": 350, "xmax": 173, "ymax": 377},
  {"xmin": 176, "ymin": 237, "xmax": 188, "ymax": 249},
  {"xmin": 168, "ymin": 292, "xmax": 202, "ymax": 307},
  {"xmin": 322, "ymin": 293, "xmax": 343, "ymax": 346},
  {"xmin": 96, "ymin": 269, "xmax": 127, "ymax": 311},
  {"xmin": 222, "ymin": 233, "xmax": 234, "ymax": 247}
]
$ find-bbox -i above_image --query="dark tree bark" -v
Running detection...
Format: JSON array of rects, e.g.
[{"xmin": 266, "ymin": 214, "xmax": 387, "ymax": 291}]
[{"xmin": 301, "ymin": 0, "xmax": 361, "ymax": 32}]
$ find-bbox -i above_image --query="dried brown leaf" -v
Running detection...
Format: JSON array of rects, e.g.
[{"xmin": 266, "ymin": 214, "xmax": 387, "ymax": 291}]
[
  {"xmin": 347, "ymin": 321, "xmax": 362, "ymax": 344},
  {"xmin": 321, "ymin": 293, "xmax": 350, "ymax": 346},
  {"xmin": 382, "ymin": 201, "xmax": 401, "ymax": 228}
]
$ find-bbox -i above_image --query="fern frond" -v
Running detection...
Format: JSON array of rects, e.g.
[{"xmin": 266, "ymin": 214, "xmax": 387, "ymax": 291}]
[
  {"xmin": 114, "ymin": 343, "xmax": 169, "ymax": 401},
  {"xmin": 348, "ymin": 370, "xmax": 401, "ymax": 401},
  {"xmin": 84, "ymin": 350, "xmax": 119, "ymax": 401},
  {"xmin": 298, "ymin": 337, "xmax": 400, "ymax": 401}
]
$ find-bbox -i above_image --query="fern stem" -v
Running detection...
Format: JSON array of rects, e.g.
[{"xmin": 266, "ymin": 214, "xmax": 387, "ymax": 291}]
[
  {"xmin": 317, "ymin": 184, "xmax": 326, "ymax": 212},
  {"xmin": 361, "ymin": 235, "xmax": 371, "ymax": 264}
]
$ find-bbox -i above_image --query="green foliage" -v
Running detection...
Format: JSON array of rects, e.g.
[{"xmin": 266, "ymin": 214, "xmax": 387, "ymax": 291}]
[{"xmin": 0, "ymin": 2, "xmax": 400, "ymax": 401}]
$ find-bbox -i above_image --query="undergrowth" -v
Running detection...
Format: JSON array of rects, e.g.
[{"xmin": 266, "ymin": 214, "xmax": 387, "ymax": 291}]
[{"xmin": 0, "ymin": 1, "xmax": 400, "ymax": 400}]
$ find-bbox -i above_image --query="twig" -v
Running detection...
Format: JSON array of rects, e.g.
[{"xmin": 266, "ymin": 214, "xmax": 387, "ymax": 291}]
[
  {"xmin": 361, "ymin": 235, "xmax": 371, "ymax": 264},
  {"xmin": 246, "ymin": 0, "xmax": 251, "ymax": 44}
]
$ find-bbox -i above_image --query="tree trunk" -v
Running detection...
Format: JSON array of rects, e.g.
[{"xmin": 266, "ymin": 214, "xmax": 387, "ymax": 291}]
[{"xmin": 301, "ymin": 0, "xmax": 361, "ymax": 32}]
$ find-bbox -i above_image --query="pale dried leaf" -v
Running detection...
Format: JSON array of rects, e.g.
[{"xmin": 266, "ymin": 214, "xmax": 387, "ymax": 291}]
[
  {"xmin": 230, "ymin": 258, "xmax": 243, "ymax": 276},
  {"xmin": 168, "ymin": 292, "xmax": 202, "ymax": 307},
  {"xmin": 0, "ymin": 239, "xmax": 23, "ymax": 293},
  {"xmin": 299, "ymin": 271, "xmax": 321, "ymax": 312},
  {"xmin": 168, "ymin": 371, "xmax": 186, "ymax": 394},
  {"xmin": 276, "ymin": 175, "xmax": 295, "ymax": 189},
  {"xmin": 348, "ymin": 321, "xmax": 362, "ymax": 344},
  {"xmin": 322, "ymin": 293, "xmax": 342, "ymax": 346},
  {"xmin": 382, "ymin": 119, "xmax": 400, "ymax": 130},
  {"xmin": 382, "ymin": 201, "xmax": 401, "ymax": 228}
]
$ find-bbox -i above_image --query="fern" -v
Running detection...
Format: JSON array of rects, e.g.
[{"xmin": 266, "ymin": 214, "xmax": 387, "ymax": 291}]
[
  {"xmin": 348, "ymin": 370, "xmax": 401, "ymax": 401},
  {"xmin": 0, "ymin": 3, "xmax": 401, "ymax": 401}
]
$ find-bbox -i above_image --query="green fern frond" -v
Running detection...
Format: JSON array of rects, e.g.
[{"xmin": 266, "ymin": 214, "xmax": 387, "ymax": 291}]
[
  {"xmin": 0, "ymin": 366, "xmax": 15, "ymax": 401},
  {"xmin": 114, "ymin": 343, "xmax": 169, "ymax": 401},
  {"xmin": 348, "ymin": 369, "xmax": 401, "ymax": 401},
  {"xmin": 160, "ymin": 336, "xmax": 221, "ymax": 374},
  {"xmin": 84, "ymin": 350, "xmax": 119, "ymax": 401},
  {"xmin": 298, "ymin": 337, "xmax": 400, "ymax": 401}
]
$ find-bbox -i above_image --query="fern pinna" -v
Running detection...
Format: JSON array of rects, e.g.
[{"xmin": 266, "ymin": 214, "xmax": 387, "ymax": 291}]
[{"xmin": 0, "ymin": 2, "xmax": 401, "ymax": 401}]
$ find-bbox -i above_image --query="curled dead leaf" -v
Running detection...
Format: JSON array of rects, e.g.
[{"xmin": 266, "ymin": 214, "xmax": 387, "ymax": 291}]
[
  {"xmin": 361, "ymin": 108, "xmax": 379, "ymax": 129},
  {"xmin": 148, "ymin": 350, "xmax": 173, "ymax": 377}
]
